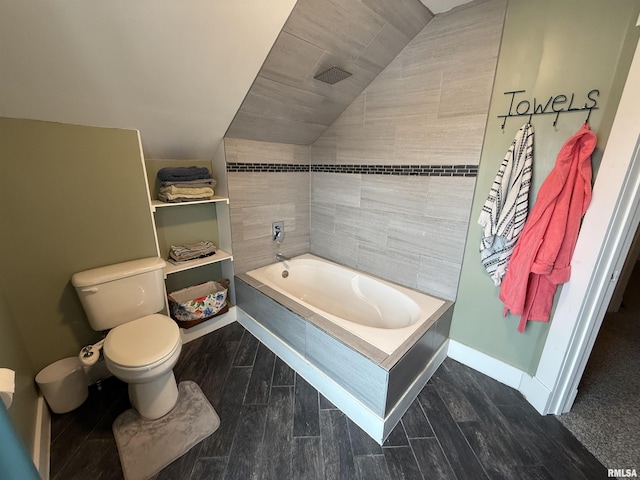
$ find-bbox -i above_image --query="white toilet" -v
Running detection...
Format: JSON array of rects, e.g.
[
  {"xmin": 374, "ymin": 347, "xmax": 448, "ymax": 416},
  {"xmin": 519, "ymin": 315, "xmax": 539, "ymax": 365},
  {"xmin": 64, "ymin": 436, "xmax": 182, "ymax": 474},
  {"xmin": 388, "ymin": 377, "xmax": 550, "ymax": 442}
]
[{"xmin": 71, "ymin": 257, "xmax": 182, "ymax": 420}]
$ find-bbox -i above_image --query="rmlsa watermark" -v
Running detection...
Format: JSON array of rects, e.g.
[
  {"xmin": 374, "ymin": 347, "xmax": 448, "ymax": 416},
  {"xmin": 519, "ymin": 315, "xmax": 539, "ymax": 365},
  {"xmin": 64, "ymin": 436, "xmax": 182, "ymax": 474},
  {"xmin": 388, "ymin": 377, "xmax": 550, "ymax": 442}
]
[{"xmin": 608, "ymin": 468, "xmax": 637, "ymax": 477}]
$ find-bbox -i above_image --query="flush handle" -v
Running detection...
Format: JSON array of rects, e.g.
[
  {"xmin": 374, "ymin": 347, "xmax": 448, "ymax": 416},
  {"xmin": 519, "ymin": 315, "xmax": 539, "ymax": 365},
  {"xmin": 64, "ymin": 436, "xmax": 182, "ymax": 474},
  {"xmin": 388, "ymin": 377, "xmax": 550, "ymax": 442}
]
[{"xmin": 80, "ymin": 287, "xmax": 99, "ymax": 293}]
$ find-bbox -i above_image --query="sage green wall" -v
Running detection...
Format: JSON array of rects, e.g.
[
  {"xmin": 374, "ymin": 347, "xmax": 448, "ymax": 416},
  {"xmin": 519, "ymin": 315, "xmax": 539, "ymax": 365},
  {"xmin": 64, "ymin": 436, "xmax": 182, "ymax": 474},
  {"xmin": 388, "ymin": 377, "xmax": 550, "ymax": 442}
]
[
  {"xmin": 0, "ymin": 118, "xmax": 158, "ymax": 374},
  {"xmin": 450, "ymin": 0, "xmax": 640, "ymax": 374},
  {"xmin": 0, "ymin": 287, "xmax": 38, "ymax": 453}
]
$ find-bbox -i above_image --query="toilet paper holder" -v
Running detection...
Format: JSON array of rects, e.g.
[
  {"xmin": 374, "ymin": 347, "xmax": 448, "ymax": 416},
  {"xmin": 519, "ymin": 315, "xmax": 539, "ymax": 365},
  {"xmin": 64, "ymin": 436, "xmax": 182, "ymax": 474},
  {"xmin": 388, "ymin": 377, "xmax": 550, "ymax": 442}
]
[{"xmin": 0, "ymin": 368, "xmax": 15, "ymax": 409}]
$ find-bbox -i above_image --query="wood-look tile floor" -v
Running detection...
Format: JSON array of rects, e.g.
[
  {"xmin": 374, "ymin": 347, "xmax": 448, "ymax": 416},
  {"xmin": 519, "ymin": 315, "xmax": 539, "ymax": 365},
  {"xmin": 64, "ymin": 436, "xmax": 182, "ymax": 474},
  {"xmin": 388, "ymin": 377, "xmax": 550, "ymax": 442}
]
[{"xmin": 50, "ymin": 322, "xmax": 606, "ymax": 479}]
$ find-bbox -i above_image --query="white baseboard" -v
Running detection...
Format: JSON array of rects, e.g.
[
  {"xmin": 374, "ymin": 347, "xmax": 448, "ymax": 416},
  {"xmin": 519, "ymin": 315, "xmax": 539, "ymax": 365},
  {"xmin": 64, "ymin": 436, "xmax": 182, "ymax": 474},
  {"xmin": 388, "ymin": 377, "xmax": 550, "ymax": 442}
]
[
  {"xmin": 446, "ymin": 339, "xmax": 553, "ymax": 414},
  {"xmin": 447, "ymin": 339, "xmax": 524, "ymax": 388},
  {"xmin": 33, "ymin": 395, "xmax": 50, "ymax": 480},
  {"xmin": 518, "ymin": 373, "xmax": 552, "ymax": 414}
]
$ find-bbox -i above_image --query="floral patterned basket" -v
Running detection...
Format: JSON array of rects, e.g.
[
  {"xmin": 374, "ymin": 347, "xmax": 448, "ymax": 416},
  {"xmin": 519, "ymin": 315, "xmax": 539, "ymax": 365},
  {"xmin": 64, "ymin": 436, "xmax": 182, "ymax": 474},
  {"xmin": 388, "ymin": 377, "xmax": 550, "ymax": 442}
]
[{"xmin": 168, "ymin": 279, "xmax": 229, "ymax": 328}]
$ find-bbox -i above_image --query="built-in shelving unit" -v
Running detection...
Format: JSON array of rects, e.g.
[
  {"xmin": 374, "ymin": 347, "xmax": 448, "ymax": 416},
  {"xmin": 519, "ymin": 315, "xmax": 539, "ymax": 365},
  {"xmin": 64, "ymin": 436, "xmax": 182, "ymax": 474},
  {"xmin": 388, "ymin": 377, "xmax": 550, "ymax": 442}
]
[
  {"xmin": 150, "ymin": 196, "xmax": 228, "ymax": 211},
  {"xmin": 140, "ymin": 145, "xmax": 236, "ymax": 343},
  {"xmin": 163, "ymin": 248, "xmax": 233, "ymax": 275}
]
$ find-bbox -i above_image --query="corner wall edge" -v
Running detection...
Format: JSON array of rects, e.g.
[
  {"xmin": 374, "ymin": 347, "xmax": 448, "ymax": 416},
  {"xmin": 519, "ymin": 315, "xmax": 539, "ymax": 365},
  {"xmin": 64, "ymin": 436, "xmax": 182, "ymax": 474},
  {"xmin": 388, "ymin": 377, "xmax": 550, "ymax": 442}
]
[{"xmin": 447, "ymin": 339, "xmax": 553, "ymax": 414}]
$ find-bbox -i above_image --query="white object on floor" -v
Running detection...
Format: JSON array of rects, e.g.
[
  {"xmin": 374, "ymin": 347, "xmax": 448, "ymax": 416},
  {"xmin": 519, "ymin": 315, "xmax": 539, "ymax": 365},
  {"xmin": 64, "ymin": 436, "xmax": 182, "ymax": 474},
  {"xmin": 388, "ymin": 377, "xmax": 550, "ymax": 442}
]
[
  {"xmin": 0, "ymin": 368, "xmax": 15, "ymax": 409},
  {"xmin": 112, "ymin": 381, "xmax": 220, "ymax": 480}
]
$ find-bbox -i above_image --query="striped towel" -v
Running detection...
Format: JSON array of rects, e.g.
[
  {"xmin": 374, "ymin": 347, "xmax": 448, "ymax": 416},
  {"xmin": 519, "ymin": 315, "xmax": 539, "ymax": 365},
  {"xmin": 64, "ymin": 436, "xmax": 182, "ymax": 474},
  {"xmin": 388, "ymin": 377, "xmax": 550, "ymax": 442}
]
[{"xmin": 478, "ymin": 123, "xmax": 534, "ymax": 285}]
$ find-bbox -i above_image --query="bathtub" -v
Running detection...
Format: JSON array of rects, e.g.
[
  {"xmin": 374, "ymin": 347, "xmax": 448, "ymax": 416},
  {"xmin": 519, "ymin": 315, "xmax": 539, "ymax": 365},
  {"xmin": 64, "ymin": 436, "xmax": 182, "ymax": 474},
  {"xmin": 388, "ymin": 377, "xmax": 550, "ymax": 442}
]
[
  {"xmin": 235, "ymin": 253, "xmax": 453, "ymax": 443},
  {"xmin": 245, "ymin": 254, "xmax": 447, "ymax": 355}
]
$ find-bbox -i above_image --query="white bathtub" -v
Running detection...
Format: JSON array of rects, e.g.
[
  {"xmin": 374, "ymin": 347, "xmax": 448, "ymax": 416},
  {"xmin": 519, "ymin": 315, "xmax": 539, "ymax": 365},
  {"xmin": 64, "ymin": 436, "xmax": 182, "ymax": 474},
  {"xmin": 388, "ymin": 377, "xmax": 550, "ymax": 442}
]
[{"xmin": 246, "ymin": 254, "xmax": 446, "ymax": 355}]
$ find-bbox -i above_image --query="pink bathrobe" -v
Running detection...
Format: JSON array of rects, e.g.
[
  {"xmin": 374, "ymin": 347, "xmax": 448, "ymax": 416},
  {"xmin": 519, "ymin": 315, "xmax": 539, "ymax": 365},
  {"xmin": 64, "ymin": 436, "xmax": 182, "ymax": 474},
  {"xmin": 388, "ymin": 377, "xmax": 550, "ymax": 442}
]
[{"xmin": 499, "ymin": 123, "xmax": 596, "ymax": 333}]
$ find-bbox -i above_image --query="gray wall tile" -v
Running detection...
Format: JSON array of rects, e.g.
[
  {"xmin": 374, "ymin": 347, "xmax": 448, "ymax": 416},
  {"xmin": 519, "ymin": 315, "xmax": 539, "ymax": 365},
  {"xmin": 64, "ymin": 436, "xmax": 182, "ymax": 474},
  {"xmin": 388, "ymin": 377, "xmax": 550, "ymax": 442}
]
[
  {"xmin": 259, "ymin": 31, "xmax": 325, "ymax": 89},
  {"xmin": 417, "ymin": 256, "xmax": 462, "ymax": 301},
  {"xmin": 240, "ymin": 204, "xmax": 297, "ymax": 241},
  {"xmin": 284, "ymin": 0, "xmax": 385, "ymax": 62},
  {"xmin": 305, "ymin": 322, "xmax": 388, "ymax": 416},
  {"xmin": 424, "ymin": 176, "xmax": 475, "ymax": 222},
  {"xmin": 386, "ymin": 327, "xmax": 435, "ymax": 413},
  {"xmin": 360, "ymin": 176, "xmax": 429, "ymax": 215},
  {"xmin": 310, "ymin": 136, "xmax": 338, "ymax": 165},
  {"xmin": 335, "ymin": 205, "xmax": 389, "ymax": 247},
  {"xmin": 309, "ymin": 0, "xmax": 502, "ymax": 167},
  {"xmin": 388, "ymin": 214, "xmax": 468, "ymax": 261},
  {"xmin": 308, "ymin": 0, "xmax": 505, "ymax": 299},
  {"xmin": 311, "ymin": 172, "xmax": 361, "ymax": 207},
  {"xmin": 310, "ymin": 203, "xmax": 336, "ymax": 235},
  {"xmin": 269, "ymin": 172, "xmax": 310, "ymax": 205},
  {"xmin": 236, "ymin": 278, "xmax": 306, "ymax": 352},
  {"xmin": 228, "ymin": 140, "xmax": 311, "ymax": 273},
  {"xmin": 227, "ymin": 172, "xmax": 269, "ymax": 208},
  {"xmin": 229, "ymin": 1, "xmax": 504, "ymax": 297},
  {"xmin": 356, "ymin": 244, "xmax": 420, "ymax": 289},
  {"xmin": 362, "ymin": 0, "xmax": 434, "ymax": 39},
  {"xmin": 310, "ymin": 231, "xmax": 358, "ymax": 268},
  {"xmin": 230, "ymin": 138, "xmax": 311, "ymax": 165},
  {"xmin": 228, "ymin": 0, "xmax": 433, "ymax": 145},
  {"xmin": 393, "ymin": 116, "xmax": 486, "ymax": 165}
]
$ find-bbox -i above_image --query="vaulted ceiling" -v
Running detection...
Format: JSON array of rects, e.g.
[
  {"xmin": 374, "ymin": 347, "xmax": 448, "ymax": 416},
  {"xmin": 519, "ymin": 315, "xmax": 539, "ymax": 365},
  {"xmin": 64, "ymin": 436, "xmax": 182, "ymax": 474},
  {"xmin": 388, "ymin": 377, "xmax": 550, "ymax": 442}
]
[
  {"xmin": 226, "ymin": 0, "xmax": 434, "ymax": 145},
  {"xmin": 0, "ymin": 0, "xmax": 472, "ymax": 158}
]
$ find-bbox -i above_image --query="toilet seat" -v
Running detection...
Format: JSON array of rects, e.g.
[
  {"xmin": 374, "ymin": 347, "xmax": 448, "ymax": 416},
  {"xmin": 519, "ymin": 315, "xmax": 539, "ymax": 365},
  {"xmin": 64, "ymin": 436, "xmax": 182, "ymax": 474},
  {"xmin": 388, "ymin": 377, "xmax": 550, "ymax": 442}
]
[{"xmin": 104, "ymin": 314, "xmax": 180, "ymax": 369}]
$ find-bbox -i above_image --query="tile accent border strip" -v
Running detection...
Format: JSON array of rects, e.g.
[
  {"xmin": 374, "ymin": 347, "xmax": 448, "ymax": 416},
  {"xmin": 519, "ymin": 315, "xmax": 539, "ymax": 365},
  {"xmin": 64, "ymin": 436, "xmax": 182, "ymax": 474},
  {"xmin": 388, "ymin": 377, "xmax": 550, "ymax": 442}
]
[
  {"xmin": 227, "ymin": 162, "xmax": 310, "ymax": 173},
  {"xmin": 226, "ymin": 162, "xmax": 478, "ymax": 177}
]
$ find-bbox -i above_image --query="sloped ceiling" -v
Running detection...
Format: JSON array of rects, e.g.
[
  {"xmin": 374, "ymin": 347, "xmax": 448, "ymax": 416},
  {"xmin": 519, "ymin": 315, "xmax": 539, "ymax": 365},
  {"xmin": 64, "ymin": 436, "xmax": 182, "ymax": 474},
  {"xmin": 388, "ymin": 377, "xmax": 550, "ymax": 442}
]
[
  {"xmin": 227, "ymin": 0, "xmax": 434, "ymax": 145},
  {"xmin": 0, "ymin": 0, "xmax": 473, "ymax": 158},
  {"xmin": 0, "ymin": 0, "xmax": 297, "ymax": 158}
]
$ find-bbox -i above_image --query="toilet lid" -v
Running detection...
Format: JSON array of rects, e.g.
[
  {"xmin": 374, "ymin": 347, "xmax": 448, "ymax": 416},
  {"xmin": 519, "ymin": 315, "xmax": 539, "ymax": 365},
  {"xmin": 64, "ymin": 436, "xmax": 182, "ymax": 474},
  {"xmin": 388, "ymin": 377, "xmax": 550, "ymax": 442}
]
[{"xmin": 104, "ymin": 314, "xmax": 180, "ymax": 368}]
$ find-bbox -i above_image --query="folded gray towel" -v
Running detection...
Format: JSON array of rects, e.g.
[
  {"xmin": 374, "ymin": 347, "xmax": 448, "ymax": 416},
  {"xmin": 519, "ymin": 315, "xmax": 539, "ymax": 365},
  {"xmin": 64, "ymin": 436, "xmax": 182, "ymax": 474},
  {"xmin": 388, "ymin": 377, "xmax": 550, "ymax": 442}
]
[
  {"xmin": 169, "ymin": 241, "xmax": 217, "ymax": 262},
  {"xmin": 157, "ymin": 166, "xmax": 212, "ymax": 182}
]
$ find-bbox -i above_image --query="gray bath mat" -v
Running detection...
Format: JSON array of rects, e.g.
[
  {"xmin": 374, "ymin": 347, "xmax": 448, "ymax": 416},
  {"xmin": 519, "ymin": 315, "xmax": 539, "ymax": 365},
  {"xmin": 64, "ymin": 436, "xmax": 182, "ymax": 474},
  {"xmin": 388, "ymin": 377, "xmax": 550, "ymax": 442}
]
[{"xmin": 112, "ymin": 381, "xmax": 219, "ymax": 480}]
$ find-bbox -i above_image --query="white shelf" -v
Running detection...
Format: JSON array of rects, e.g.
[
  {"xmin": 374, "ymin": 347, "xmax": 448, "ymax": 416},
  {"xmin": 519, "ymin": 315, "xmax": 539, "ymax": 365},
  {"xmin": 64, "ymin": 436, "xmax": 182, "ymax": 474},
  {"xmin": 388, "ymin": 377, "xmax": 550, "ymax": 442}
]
[
  {"xmin": 179, "ymin": 306, "xmax": 238, "ymax": 344},
  {"xmin": 142, "ymin": 154, "xmax": 235, "ymax": 309},
  {"xmin": 151, "ymin": 196, "xmax": 229, "ymax": 211},
  {"xmin": 163, "ymin": 249, "xmax": 233, "ymax": 275}
]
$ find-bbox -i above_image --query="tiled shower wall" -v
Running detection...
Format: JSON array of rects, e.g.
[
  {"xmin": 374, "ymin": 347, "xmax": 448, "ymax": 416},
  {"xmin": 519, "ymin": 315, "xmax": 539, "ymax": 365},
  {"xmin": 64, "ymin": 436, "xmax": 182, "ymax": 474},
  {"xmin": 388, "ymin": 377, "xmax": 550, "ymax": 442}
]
[
  {"xmin": 225, "ymin": 138, "xmax": 311, "ymax": 274},
  {"xmin": 309, "ymin": 0, "xmax": 506, "ymax": 300},
  {"xmin": 225, "ymin": 0, "xmax": 506, "ymax": 299}
]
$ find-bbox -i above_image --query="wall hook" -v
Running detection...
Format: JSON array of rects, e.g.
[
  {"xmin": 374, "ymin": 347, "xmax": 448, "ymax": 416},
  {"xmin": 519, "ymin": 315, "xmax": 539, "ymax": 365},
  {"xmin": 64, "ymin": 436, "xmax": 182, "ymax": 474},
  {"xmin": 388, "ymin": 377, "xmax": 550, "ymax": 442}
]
[{"xmin": 585, "ymin": 107, "xmax": 593, "ymax": 124}]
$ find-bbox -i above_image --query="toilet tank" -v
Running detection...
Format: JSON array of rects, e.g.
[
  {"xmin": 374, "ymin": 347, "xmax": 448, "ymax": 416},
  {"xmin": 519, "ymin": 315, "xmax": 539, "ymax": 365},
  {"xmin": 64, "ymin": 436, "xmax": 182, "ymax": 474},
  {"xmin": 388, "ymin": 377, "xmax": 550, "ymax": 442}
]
[{"xmin": 71, "ymin": 257, "xmax": 167, "ymax": 331}]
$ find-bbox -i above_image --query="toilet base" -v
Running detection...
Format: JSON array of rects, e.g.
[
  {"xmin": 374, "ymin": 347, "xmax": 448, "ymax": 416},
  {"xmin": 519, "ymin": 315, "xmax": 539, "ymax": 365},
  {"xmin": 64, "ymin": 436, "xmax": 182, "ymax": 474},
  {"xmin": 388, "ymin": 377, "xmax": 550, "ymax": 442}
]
[{"xmin": 128, "ymin": 371, "xmax": 179, "ymax": 420}]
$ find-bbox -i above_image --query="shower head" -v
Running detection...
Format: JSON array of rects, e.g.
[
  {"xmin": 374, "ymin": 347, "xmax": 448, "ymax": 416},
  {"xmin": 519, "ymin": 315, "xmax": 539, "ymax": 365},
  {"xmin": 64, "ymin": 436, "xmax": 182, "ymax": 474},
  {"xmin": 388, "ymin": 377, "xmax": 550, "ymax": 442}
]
[{"xmin": 313, "ymin": 66, "xmax": 352, "ymax": 85}]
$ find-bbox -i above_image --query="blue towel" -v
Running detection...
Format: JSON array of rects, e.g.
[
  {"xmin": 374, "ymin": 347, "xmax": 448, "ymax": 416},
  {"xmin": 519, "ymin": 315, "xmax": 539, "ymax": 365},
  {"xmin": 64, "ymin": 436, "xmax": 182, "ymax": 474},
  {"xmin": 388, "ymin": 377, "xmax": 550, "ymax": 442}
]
[{"xmin": 157, "ymin": 166, "xmax": 212, "ymax": 182}]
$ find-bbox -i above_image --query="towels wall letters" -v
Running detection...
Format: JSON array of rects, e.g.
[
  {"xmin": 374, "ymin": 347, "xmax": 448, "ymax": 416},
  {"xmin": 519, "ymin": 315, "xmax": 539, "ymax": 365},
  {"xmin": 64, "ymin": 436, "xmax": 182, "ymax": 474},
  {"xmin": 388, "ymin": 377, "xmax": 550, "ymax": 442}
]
[{"xmin": 498, "ymin": 89, "xmax": 599, "ymax": 129}]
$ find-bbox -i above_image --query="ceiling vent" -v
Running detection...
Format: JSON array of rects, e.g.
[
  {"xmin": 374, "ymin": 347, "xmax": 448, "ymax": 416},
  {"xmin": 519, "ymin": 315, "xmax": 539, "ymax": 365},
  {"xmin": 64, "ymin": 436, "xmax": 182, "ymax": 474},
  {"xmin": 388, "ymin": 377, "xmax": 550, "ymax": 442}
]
[{"xmin": 313, "ymin": 66, "xmax": 352, "ymax": 85}]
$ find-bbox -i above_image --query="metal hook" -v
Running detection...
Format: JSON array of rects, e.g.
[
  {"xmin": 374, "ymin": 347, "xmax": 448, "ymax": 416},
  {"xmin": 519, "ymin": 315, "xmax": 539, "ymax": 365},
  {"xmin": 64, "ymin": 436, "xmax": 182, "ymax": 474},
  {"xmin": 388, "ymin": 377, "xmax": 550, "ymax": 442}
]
[{"xmin": 585, "ymin": 108, "xmax": 593, "ymax": 124}]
